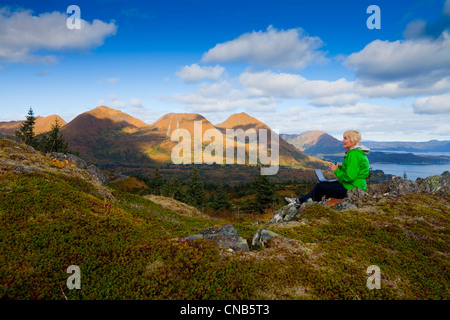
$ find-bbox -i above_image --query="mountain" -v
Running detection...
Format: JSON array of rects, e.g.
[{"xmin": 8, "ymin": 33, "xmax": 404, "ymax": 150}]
[
  {"xmin": 59, "ymin": 107, "xmax": 327, "ymax": 175},
  {"xmin": 147, "ymin": 112, "xmax": 217, "ymax": 137},
  {"xmin": 281, "ymin": 130, "xmax": 345, "ymax": 157},
  {"xmin": 215, "ymin": 112, "xmax": 327, "ymax": 169},
  {"xmin": 215, "ymin": 112, "xmax": 270, "ymax": 131},
  {"xmin": 0, "ymin": 114, "xmax": 67, "ymax": 135}
]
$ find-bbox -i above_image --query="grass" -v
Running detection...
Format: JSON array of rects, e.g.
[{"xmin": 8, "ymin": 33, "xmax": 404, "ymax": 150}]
[{"xmin": 0, "ymin": 138, "xmax": 449, "ymax": 300}]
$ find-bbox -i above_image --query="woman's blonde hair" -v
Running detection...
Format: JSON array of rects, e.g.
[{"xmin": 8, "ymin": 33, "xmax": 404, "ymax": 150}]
[{"xmin": 344, "ymin": 130, "xmax": 361, "ymax": 145}]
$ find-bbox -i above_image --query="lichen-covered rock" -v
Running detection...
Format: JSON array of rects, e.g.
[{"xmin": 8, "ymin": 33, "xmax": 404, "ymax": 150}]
[
  {"xmin": 416, "ymin": 171, "xmax": 449, "ymax": 196},
  {"xmin": 252, "ymin": 228, "xmax": 286, "ymax": 247},
  {"xmin": 180, "ymin": 224, "xmax": 249, "ymax": 251},
  {"xmin": 269, "ymin": 203, "xmax": 303, "ymax": 224},
  {"xmin": 47, "ymin": 152, "xmax": 109, "ymax": 186}
]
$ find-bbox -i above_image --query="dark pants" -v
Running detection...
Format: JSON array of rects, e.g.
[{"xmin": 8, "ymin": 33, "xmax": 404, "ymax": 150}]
[{"xmin": 299, "ymin": 182, "xmax": 347, "ymax": 203}]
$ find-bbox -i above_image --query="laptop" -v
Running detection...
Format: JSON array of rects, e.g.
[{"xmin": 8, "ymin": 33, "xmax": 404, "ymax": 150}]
[{"xmin": 315, "ymin": 169, "xmax": 338, "ymax": 183}]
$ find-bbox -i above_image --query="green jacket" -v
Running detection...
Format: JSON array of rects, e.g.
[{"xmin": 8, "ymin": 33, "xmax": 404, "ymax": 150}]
[{"xmin": 334, "ymin": 145, "xmax": 370, "ymax": 191}]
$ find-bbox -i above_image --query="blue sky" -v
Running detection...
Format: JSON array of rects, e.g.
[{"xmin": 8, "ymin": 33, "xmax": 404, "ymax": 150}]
[{"xmin": 0, "ymin": 0, "xmax": 449, "ymax": 141}]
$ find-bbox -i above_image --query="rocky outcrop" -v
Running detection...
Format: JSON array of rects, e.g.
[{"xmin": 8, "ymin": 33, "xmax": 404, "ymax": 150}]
[
  {"xmin": 267, "ymin": 171, "xmax": 450, "ymax": 224},
  {"xmin": 180, "ymin": 224, "xmax": 249, "ymax": 252},
  {"xmin": 47, "ymin": 152, "xmax": 109, "ymax": 186}
]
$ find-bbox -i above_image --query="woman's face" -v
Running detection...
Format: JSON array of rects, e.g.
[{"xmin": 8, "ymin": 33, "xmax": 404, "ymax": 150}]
[{"xmin": 342, "ymin": 135, "xmax": 355, "ymax": 150}]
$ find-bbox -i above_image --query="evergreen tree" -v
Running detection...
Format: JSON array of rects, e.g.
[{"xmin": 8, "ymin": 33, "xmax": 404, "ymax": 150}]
[
  {"xmin": 162, "ymin": 173, "xmax": 186, "ymax": 202},
  {"xmin": 252, "ymin": 166, "xmax": 275, "ymax": 214},
  {"xmin": 186, "ymin": 166, "xmax": 205, "ymax": 208},
  {"xmin": 210, "ymin": 184, "xmax": 232, "ymax": 210},
  {"xmin": 148, "ymin": 165, "xmax": 165, "ymax": 195},
  {"xmin": 15, "ymin": 107, "xmax": 37, "ymax": 147},
  {"xmin": 38, "ymin": 119, "xmax": 69, "ymax": 153}
]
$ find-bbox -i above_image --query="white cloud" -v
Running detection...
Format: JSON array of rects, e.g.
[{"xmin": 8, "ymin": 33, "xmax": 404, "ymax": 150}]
[
  {"xmin": 129, "ymin": 98, "xmax": 144, "ymax": 109},
  {"xmin": 108, "ymin": 94, "xmax": 126, "ymax": 109},
  {"xmin": 0, "ymin": 7, "xmax": 117, "ymax": 64},
  {"xmin": 412, "ymin": 94, "xmax": 450, "ymax": 114},
  {"xmin": 354, "ymin": 76, "xmax": 450, "ymax": 98},
  {"xmin": 202, "ymin": 25, "xmax": 327, "ymax": 70},
  {"xmin": 266, "ymin": 102, "xmax": 450, "ymax": 141},
  {"xmin": 239, "ymin": 70, "xmax": 355, "ymax": 103},
  {"xmin": 345, "ymin": 31, "xmax": 450, "ymax": 84},
  {"xmin": 176, "ymin": 64, "xmax": 225, "ymax": 83},
  {"xmin": 171, "ymin": 80, "xmax": 276, "ymax": 113}
]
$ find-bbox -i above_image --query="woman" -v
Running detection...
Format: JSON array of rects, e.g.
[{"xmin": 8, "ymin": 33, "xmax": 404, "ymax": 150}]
[{"xmin": 285, "ymin": 130, "xmax": 370, "ymax": 204}]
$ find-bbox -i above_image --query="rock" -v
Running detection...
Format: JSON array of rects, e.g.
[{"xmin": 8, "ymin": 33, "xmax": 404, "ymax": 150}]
[
  {"xmin": 181, "ymin": 224, "xmax": 249, "ymax": 251},
  {"xmin": 13, "ymin": 165, "xmax": 36, "ymax": 174},
  {"xmin": 334, "ymin": 199, "xmax": 358, "ymax": 211},
  {"xmin": 335, "ymin": 188, "xmax": 367, "ymax": 211},
  {"xmin": 387, "ymin": 176, "xmax": 418, "ymax": 196},
  {"xmin": 416, "ymin": 171, "xmax": 450, "ymax": 196},
  {"xmin": 47, "ymin": 152, "xmax": 109, "ymax": 186},
  {"xmin": 269, "ymin": 203, "xmax": 302, "ymax": 224},
  {"xmin": 347, "ymin": 188, "xmax": 368, "ymax": 200},
  {"xmin": 252, "ymin": 228, "xmax": 286, "ymax": 247},
  {"xmin": 372, "ymin": 171, "xmax": 450, "ymax": 197}
]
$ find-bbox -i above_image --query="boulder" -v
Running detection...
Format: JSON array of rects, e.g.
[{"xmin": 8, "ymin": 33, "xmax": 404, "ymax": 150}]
[
  {"xmin": 252, "ymin": 228, "xmax": 286, "ymax": 247},
  {"xmin": 181, "ymin": 224, "xmax": 249, "ymax": 252},
  {"xmin": 416, "ymin": 171, "xmax": 449, "ymax": 196},
  {"xmin": 335, "ymin": 188, "xmax": 367, "ymax": 211},
  {"xmin": 269, "ymin": 202, "xmax": 304, "ymax": 224}
]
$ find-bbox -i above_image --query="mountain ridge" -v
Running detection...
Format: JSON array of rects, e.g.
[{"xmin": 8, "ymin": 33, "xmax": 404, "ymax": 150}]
[{"xmin": 55, "ymin": 106, "xmax": 329, "ymax": 172}]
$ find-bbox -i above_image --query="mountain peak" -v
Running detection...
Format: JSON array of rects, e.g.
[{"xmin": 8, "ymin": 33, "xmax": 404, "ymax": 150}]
[
  {"xmin": 149, "ymin": 112, "xmax": 216, "ymax": 136},
  {"xmin": 79, "ymin": 106, "xmax": 148, "ymax": 129},
  {"xmin": 215, "ymin": 112, "xmax": 270, "ymax": 130}
]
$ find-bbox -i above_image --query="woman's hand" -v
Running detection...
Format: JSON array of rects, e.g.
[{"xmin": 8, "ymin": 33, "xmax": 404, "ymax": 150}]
[{"xmin": 329, "ymin": 162, "xmax": 339, "ymax": 172}]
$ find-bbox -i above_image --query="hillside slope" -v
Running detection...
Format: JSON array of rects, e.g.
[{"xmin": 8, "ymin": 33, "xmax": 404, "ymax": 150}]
[{"xmin": 0, "ymin": 135, "xmax": 448, "ymax": 300}]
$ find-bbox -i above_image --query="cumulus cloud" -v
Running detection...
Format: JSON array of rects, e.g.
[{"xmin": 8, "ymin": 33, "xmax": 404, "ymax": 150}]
[
  {"xmin": 239, "ymin": 70, "xmax": 355, "ymax": 104},
  {"xmin": 176, "ymin": 64, "xmax": 225, "ymax": 83},
  {"xmin": 171, "ymin": 80, "xmax": 276, "ymax": 113},
  {"xmin": 412, "ymin": 94, "xmax": 450, "ymax": 114},
  {"xmin": 345, "ymin": 32, "xmax": 450, "ymax": 84},
  {"xmin": 202, "ymin": 25, "xmax": 327, "ymax": 70},
  {"xmin": 354, "ymin": 76, "xmax": 450, "ymax": 98},
  {"xmin": 0, "ymin": 7, "xmax": 117, "ymax": 64}
]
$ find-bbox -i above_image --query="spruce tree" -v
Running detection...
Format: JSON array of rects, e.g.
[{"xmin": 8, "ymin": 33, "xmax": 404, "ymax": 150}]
[
  {"xmin": 211, "ymin": 184, "xmax": 232, "ymax": 210},
  {"xmin": 186, "ymin": 166, "xmax": 205, "ymax": 208},
  {"xmin": 252, "ymin": 166, "xmax": 275, "ymax": 214},
  {"xmin": 38, "ymin": 119, "xmax": 69, "ymax": 153},
  {"xmin": 150, "ymin": 165, "xmax": 165, "ymax": 195},
  {"xmin": 15, "ymin": 107, "xmax": 36, "ymax": 147}
]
